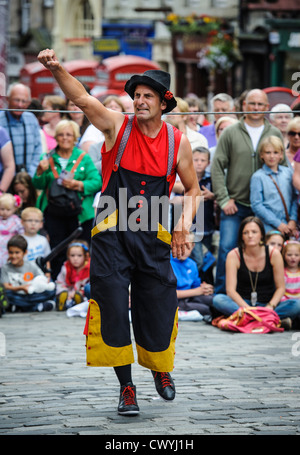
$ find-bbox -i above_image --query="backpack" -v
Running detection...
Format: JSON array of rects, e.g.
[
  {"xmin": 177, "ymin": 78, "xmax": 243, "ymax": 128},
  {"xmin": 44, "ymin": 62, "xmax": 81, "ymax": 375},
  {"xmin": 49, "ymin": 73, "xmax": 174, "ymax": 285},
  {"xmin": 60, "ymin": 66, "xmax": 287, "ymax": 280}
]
[
  {"xmin": 47, "ymin": 153, "xmax": 86, "ymax": 217},
  {"xmin": 212, "ymin": 307, "xmax": 284, "ymax": 333}
]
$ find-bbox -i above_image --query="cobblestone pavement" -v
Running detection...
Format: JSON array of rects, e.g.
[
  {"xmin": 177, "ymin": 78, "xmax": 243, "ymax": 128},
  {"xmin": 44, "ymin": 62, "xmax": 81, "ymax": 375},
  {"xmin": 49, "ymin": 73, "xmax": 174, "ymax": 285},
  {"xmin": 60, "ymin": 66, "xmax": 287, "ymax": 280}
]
[{"xmin": 0, "ymin": 311, "xmax": 300, "ymax": 439}]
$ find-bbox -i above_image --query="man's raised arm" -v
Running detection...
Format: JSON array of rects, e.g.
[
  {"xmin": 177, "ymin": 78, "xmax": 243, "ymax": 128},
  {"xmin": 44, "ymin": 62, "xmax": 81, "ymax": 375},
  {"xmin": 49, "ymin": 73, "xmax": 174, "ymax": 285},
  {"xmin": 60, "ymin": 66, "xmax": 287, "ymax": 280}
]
[{"xmin": 37, "ymin": 49, "xmax": 124, "ymax": 139}]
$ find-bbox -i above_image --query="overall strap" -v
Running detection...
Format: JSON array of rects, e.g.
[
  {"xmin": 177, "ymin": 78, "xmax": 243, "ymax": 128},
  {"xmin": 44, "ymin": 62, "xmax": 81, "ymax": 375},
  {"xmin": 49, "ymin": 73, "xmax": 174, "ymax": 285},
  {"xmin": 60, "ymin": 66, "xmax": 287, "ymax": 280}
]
[
  {"xmin": 114, "ymin": 116, "xmax": 175, "ymax": 177},
  {"xmin": 165, "ymin": 121, "xmax": 175, "ymax": 178},
  {"xmin": 49, "ymin": 152, "xmax": 86, "ymax": 179},
  {"xmin": 114, "ymin": 115, "xmax": 134, "ymax": 168}
]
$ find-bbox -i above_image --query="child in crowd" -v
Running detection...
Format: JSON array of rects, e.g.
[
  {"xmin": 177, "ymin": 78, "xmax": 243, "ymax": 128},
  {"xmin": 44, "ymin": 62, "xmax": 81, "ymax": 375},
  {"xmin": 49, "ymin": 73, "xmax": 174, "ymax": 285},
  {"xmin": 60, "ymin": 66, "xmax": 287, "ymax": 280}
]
[
  {"xmin": 281, "ymin": 240, "xmax": 300, "ymax": 301},
  {"xmin": 56, "ymin": 240, "xmax": 90, "ymax": 311},
  {"xmin": 265, "ymin": 230, "xmax": 285, "ymax": 252},
  {"xmin": 170, "ymin": 241, "xmax": 214, "ymax": 320},
  {"xmin": 0, "ymin": 235, "xmax": 56, "ymax": 312},
  {"xmin": 21, "ymin": 207, "xmax": 51, "ymax": 261},
  {"xmin": 250, "ymin": 136, "xmax": 298, "ymax": 237},
  {"xmin": 190, "ymin": 146, "xmax": 215, "ymax": 282},
  {"xmin": 0, "ymin": 193, "xmax": 24, "ymax": 268},
  {"xmin": 21, "ymin": 207, "xmax": 51, "ymax": 276}
]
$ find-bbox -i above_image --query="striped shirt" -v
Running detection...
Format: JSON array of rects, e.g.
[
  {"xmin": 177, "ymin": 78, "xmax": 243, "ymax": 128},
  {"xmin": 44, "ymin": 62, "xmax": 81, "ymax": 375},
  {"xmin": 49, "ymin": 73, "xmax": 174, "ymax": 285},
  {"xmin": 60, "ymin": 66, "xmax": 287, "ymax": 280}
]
[{"xmin": 282, "ymin": 268, "xmax": 300, "ymax": 301}]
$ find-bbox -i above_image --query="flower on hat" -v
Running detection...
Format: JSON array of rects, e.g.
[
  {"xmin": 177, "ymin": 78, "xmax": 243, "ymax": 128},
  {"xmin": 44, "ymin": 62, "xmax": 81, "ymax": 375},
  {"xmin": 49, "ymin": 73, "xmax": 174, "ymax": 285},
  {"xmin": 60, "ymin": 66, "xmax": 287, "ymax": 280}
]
[{"xmin": 164, "ymin": 90, "xmax": 173, "ymax": 100}]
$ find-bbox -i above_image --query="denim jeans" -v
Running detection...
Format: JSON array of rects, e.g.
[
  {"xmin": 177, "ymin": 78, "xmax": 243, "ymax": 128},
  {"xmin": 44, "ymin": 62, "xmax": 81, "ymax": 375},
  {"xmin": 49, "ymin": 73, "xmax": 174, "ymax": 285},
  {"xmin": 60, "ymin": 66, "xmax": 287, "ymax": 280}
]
[
  {"xmin": 213, "ymin": 293, "xmax": 300, "ymax": 320},
  {"xmin": 215, "ymin": 203, "xmax": 253, "ymax": 294},
  {"xmin": 6, "ymin": 289, "xmax": 56, "ymax": 312}
]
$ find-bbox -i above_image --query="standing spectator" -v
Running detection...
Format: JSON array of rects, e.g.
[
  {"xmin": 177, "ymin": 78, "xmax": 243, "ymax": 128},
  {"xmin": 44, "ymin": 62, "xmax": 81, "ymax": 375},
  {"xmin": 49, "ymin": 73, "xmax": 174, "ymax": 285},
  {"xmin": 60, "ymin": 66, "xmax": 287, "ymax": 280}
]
[
  {"xmin": 199, "ymin": 93, "xmax": 236, "ymax": 147},
  {"xmin": 32, "ymin": 119, "xmax": 102, "ymax": 279},
  {"xmin": 65, "ymin": 97, "xmax": 104, "ymax": 154},
  {"xmin": 166, "ymin": 97, "xmax": 208, "ymax": 149},
  {"xmin": 250, "ymin": 135, "xmax": 298, "ymax": 237},
  {"xmin": 269, "ymin": 103, "xmax": 293, "ymax": 150},
  {"xmin": 190, "ymin": 146, "xmax": 215, "ymax": 277},
  {"xmin": 184, "ymin": 96, "xmax": 210, "ymax": 131},
  {"xmin": 211, "ymin": 89, "xmax": 285, "ymax": 294},
  {"xmin": 208, "ymin": 115, "xmax": 238, "ymax": 172},
  {"xmin": 41, "ymin": 95, "xmax": 66, "ymax": 152},
  {"xmin": 0, "ymin": 83, "xmax": 43, "ymax": 177},
  {"xmin": 286, "ymin": 117, "xmax": 300, "ymax": 168},
  {"xmin": 0, "ymin": 126, "xmax": 15, "ymax": 192}
]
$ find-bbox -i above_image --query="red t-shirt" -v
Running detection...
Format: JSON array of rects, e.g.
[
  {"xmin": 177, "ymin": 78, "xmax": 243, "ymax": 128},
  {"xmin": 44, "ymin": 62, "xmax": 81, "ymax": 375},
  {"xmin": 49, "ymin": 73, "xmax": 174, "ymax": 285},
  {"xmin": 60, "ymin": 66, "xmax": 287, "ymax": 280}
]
[{"xmin": 101, "ymin": 116, "xmax": 182, "ymax": 195}]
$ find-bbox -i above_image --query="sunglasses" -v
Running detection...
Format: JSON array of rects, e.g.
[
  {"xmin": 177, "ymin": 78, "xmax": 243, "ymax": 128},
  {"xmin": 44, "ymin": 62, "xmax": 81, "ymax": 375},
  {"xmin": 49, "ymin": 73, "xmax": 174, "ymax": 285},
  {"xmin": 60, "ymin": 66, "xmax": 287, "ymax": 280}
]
[{"xmin": 288, "ymin": 131, "xmax": 300, "ymax": 137}]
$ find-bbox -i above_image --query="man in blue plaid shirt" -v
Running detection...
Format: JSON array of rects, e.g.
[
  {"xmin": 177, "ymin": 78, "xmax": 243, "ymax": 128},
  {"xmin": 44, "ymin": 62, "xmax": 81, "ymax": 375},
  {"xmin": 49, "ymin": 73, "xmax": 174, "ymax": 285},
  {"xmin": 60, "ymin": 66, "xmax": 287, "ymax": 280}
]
[{"xmin": 0, "ymin": 83, "xmax": 43, "ymax": 177}]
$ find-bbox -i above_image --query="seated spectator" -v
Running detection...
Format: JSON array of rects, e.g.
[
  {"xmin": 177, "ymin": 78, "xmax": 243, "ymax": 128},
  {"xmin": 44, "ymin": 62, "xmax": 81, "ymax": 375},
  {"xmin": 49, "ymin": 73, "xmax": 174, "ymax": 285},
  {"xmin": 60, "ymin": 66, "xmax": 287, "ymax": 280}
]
[
  {"xmin": 212, "ymin": 216, "xmax": 300, "ymax": 328},
  {"xmin": 21, "ymin": 207, "xmax": 51, "ymax": 265},
  {"xmin": 281, "ymin": 240, "xmax": 300, "ymax": 329},
  {"xmin": 32, "ymin": 119, "xmax": 102, "ymax": 279},
  {"xmin": 250, "ymin": 136, "xmax": 298, "ymax": 237},
  {"xmin": 265, "ymin": 230, "xmax": 285, "ymax": 252},
  {"xmin": 0, "ymin": 193, "xmax": 24, "ymax": 268},
  {"xmin": 0, "ymin": 126, "xmax": 15, "ymax": 192},
  {"xmin": 12, "ymin": 171, "xmax": 38, "ymax": 211},
  {"xmin": 269, "ymin": 103, "xmax": 293, "ymax": 149},
  {"xmin": 0, "ymin": 235, "xmax": 56, "ymax": 312},
  {"xmin": 56, "ymin": 240, "xmax": 90, "ymax": 311},
  {"xmin": 170, "ymin": 242, "xmax": 214, "ymax": 319}
]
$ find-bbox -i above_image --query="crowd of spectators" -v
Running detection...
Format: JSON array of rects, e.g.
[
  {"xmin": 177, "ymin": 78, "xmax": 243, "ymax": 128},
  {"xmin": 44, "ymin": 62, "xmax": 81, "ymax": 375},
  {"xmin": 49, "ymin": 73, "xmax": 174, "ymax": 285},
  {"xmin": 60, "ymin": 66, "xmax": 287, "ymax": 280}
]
[{"xmin": 0, "ymin": 79, "xmax": 300, "ymax": 331}]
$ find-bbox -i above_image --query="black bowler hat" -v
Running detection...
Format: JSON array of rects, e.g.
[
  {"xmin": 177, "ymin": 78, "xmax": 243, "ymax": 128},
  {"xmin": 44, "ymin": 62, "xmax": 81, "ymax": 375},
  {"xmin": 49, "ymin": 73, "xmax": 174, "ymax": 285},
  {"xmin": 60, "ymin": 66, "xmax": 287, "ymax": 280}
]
[{"xmin": 125, "ymin": 70, "xmax": 177, "ymax": 113}]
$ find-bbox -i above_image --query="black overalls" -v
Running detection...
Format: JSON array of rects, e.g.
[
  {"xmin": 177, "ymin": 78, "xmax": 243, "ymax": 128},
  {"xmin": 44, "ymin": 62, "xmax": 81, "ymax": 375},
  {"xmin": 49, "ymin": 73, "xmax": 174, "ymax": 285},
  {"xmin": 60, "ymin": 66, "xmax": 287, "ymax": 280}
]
[{"xmin": 85, "ymin": 117, "xmax": 179, "ymax": 372}]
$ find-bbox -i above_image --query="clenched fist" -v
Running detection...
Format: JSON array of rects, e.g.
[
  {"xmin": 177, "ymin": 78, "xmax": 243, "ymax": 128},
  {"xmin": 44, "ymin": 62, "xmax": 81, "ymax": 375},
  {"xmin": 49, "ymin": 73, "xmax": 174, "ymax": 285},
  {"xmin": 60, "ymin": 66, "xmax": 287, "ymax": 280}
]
[{"xmin": 38, "ymin": 49, "xmax": 60, "ymax": 71}]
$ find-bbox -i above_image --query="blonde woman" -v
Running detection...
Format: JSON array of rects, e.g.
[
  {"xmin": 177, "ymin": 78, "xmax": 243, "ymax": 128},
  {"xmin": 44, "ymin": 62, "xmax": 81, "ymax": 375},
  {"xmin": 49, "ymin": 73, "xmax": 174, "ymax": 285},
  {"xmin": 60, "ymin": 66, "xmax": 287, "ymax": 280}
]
[{"xmin": 32, "ymin": 120, "xmax": 102, "ymax": 279}]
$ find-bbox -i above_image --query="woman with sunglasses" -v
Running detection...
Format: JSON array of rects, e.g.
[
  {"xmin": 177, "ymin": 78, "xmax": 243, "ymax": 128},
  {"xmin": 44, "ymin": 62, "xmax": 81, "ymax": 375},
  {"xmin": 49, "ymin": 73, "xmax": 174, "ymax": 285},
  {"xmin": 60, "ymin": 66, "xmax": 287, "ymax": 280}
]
[{"xmin": 286, "ymin": 117, "xmax": 300, "ymax": 168}]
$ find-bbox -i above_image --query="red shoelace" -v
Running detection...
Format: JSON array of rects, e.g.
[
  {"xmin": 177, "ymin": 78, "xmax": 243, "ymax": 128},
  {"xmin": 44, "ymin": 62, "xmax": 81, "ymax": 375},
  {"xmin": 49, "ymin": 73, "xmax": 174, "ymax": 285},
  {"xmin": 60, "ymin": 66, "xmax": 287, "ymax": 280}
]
[
  {"xmin": 122, "ymin": 385, "xmax": 136, "ymax": 405},
  {"xmin": 155, "ymin": 372, "xmax": 172, "ymax": 388}
]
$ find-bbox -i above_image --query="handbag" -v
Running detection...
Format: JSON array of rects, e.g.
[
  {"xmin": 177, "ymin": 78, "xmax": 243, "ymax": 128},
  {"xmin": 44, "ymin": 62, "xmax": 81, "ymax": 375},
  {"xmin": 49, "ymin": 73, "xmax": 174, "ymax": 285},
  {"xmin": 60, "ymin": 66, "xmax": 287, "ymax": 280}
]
[
  {"xmin": 47, "ymin": 153, "xmax": 86, "ymax": 217},
  {"xmin": 212, "ymin": 307, "xmax": 284, "ymax": 333}
]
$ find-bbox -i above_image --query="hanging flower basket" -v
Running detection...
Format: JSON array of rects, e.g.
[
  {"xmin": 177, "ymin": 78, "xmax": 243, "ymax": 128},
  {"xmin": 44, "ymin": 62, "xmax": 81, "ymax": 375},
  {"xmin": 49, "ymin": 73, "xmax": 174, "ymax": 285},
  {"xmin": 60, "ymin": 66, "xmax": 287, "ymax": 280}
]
[{"xmin": 165, "ymin": 14, "xmax": 242, "ymax": 72}]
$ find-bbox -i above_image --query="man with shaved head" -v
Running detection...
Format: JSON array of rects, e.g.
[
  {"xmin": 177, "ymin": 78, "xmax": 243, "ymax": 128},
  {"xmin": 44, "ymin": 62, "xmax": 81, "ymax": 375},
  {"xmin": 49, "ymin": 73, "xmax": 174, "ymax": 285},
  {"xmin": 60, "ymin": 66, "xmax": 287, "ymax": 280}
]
[
  {"xmin": 0, "ymin": 83, "xmax": 43, "ymax": 176},
  {"xmin": 211, "ymin": 89, "xmax": 286, "ymax": 294}
]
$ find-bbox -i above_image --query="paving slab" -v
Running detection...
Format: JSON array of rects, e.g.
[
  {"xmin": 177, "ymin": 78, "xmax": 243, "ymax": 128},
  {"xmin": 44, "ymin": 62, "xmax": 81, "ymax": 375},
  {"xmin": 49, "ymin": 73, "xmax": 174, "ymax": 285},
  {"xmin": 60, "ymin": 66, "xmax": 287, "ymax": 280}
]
[{"xmin": 0, "ymin": 311, "xmax": 300, "ymax": 441}]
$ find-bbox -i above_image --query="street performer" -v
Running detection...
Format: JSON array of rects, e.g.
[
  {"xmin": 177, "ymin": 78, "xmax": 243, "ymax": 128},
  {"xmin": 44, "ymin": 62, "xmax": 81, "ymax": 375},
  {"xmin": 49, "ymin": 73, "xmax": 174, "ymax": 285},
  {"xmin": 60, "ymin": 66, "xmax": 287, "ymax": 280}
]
[{"xmin": 38, "ymin": 49, "xmax": 201, "ymax": 416}]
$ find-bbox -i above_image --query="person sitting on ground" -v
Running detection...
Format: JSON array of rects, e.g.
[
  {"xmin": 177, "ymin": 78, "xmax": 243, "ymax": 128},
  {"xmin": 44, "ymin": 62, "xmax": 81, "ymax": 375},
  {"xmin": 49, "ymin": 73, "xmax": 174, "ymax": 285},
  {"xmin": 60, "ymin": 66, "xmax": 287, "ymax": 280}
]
[
  {"xmin": 0, "ymin": 235, "xmax": 56, "ymax": 312},
  {"xmin": 21, "ymin": 207, "xmax": 51, "ymax": 274},
  {"xmin": 0, "ymin": 193, "xmax": 24, "ymax": 268},
  {"xmin": 56, "ymin": 240, "xmax": 90, "ymax": 311},
  {"xmin": 265, "ymin": 230, "xmax": 285, "ymax": 252},
  {"xmin": 212, "ymin": 216, "xmax": 300, "ymax": 329},
  {"xmin": 170, "ymin": 241, "xmax": 214, "ymax": 320},
  {"xmin": 12, "ymin": 171, "xmax": 38, "ymax": 212}
]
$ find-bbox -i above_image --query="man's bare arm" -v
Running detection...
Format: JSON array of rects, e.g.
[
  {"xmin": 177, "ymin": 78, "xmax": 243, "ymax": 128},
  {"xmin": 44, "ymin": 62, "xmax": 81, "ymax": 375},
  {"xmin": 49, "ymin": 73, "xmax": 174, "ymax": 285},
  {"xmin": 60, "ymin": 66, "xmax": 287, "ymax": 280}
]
[{"xmin": 37, "ymin": 49, "xmax": 124, "ymax": 146}]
